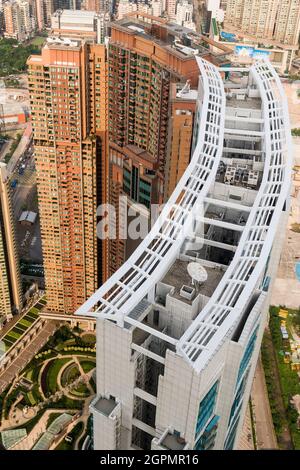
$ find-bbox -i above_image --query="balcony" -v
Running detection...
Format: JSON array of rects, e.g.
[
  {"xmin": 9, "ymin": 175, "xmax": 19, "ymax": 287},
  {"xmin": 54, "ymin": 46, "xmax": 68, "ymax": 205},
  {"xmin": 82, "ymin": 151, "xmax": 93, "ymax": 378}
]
[
  {"xmin": 90, "ymin": 395, "xmax": 119, "ymax": 418},
  {"xmin": 152, "ymin": 428, "xmax": 189, "ymax": 450}
]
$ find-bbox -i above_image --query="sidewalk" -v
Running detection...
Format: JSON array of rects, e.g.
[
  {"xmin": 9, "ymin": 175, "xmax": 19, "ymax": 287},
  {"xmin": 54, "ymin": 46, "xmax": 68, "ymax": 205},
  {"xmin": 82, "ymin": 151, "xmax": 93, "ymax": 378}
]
[{"xmin": 251, "ymin": 356, "xmax": 278, "ymax": 449}]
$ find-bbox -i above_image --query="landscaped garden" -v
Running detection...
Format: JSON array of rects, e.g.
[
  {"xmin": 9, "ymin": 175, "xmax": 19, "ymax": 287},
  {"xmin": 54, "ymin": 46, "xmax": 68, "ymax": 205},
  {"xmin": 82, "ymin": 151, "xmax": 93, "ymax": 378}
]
[
  {"xmin": 262, "ymin": 306, "xmax": 300, "ymax": 450},
  {"xmin": 56, "ymin": 421, "xmax": 85, "ymax": 450},
  {"xmin": 79, "ymin": 360, "xmax": 96, "ymax": 374},
  {"xmin": 0, "ymin": 324, "xmax": 96, "ymax": 445}
]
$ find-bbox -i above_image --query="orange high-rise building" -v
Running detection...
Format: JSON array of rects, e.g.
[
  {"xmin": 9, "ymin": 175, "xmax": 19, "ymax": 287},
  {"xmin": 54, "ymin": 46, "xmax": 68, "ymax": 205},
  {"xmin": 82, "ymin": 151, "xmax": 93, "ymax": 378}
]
[
  {"xmin": 0, "ymin": 163, "xmax": 22, "ymax": 326},
  {"xmin": 27, "ymin": 37, "xmax": 108, "ymax": 314}
]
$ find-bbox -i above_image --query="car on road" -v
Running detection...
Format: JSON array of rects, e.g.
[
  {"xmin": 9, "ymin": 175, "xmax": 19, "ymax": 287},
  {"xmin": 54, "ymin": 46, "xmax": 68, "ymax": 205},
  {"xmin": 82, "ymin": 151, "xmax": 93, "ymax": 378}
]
[{"xmin": 10, "ymin": 179, "xmax": 18, "ymax": 188}]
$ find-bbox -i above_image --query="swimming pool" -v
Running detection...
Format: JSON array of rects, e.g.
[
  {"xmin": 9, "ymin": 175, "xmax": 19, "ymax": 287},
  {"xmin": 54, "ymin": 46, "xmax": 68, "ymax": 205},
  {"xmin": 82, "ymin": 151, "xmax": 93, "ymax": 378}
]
[{"xmin": 296, "ymin": 262, "xmax": 300, "ymax": 281}]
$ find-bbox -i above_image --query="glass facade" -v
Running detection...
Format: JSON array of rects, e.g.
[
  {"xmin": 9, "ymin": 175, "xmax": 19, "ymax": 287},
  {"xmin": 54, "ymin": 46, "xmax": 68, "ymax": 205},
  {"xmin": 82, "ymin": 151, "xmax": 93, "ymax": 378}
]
[
  {"xmin": 237, "ymin": 326, "xmax": 258, "ymax": 383},
  {"xmin": 224, "ymin": 418, "xmax": 239, "ymax": 450},
  {"xmin": 122, "ymin": 167, "xmax": 151, "ymax": 209},
  {"xmin": 224, "ymin": 324, "xmax": 259, "ymax": 449},
  {"xmin": 194, "ymin": 415, "xmax": 220, "ymax": 450},
  {"xmin": 195, "ymin": 380, "xmax": 219, "ymax": 439},
  {"xmin": 229, "ymin": 369, "xmax": 250, "ymax": 426}
]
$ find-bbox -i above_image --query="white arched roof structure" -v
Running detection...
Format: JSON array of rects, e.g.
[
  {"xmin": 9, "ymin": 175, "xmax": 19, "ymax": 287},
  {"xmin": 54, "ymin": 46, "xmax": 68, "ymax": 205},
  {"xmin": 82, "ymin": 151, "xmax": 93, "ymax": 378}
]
[{"xmin": 76, "ymin": 57, "xmax": 292, "ymax": 373}]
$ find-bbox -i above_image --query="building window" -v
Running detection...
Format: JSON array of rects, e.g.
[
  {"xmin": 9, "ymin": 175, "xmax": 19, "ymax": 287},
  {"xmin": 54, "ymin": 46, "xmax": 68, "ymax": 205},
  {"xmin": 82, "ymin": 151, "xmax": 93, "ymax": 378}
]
[
  {"xmin": 195, "ymin": 380, "xmax": 219, "ymax": 439},
  {"xmin": 237, "ymin": 326, "xmax": 258, "ymax": 383},
  {"xmin": 194, "ymin": 415, "xmax": 219, "ymax": 450},
  {"xmin": 224, "ymin": 418, "xmax": 240, "ymax": 450}
]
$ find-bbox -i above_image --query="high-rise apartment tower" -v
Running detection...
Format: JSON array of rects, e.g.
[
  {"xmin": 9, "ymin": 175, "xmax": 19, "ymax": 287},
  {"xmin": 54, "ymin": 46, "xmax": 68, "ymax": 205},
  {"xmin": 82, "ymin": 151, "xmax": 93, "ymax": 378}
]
[
  {"xmin": 225, "ymin": 0, "xmax": 300, "ymax": 46},
  {"xmin": 0, "ymin": 163, "xmax": 22, "ymax": 327},
  {"xmin": 27, "ymin": 33, "xmax": 108, "ymax": 314},
  {"xmin": 106, "ymin": 14, "xmax": 228, "ymax": 277}
]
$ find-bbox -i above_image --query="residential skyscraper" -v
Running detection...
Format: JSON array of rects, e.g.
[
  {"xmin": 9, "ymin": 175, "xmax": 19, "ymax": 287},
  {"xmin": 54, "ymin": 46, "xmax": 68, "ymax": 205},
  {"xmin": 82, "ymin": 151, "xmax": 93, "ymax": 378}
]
[
  {"xmin": 176, "ymin": 0, "xmax": 193, "ymax": 24},
  {"xmin": 0, "ymin": 163, "xmax": 22, "ymax": 327},
  {"xmin": 225, "ymin": 0, "xmax": 300, "ymax": 46},
  {"xmin": 166, "ymin": 0, "xmax": 176, "ymax": 19},
  {"xmin": 27, "ymin": 34, "xmax": 108, "ymax": 315},
  {"xmin": 164, "ymin": 82, "xmax": 197, "ymax": 200},
  {"xmin": 77, "ymin": 57, "xmax": 292, "ymax": 451},
  {"xmin": 51, "ymin": 9, "xmax": 110, "ymax": 43},
  {"xmin": 3, "ymin": 0, "xmax": 27, "ymax": 40},
  {"xmin": 151, "ymin": 0, "xmax": 162, "ymax": 17},
  {"xmin": 35, "ymin": 0, "xmax": 52, "ymax": 30},
  {"xmin": 274, "ymin": 0, "xmax": 300, "ymax": 46},
  {"xmin": 106, "ymin": 15, "xmax": 201, "ymax": 276},
  {"xmin": 3, "ymin": 0, "xmax": 37, "ymax": 39},
  {"xmin": 106, "ymin": 15, "xmax": 229, "ymax": 277}
]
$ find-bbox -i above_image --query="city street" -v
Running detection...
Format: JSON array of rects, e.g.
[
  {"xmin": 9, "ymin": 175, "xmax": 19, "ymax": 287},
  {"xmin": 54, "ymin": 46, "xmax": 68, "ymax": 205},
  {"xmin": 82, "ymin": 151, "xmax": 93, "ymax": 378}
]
[{"xmin": 10, "ymin": 148, "xmax": 43, "ymax": 264}]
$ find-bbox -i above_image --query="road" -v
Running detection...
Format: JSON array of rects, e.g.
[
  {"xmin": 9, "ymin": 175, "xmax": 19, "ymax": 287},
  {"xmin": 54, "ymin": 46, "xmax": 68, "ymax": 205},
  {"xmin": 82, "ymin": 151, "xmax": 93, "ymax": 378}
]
[
  {"xmin": 251, "ymin": 356, "xmax": 278, "ymax": 449},
  {"xmin": 6, "ymin": 122, "xmax": 32, "ymax": 175}
]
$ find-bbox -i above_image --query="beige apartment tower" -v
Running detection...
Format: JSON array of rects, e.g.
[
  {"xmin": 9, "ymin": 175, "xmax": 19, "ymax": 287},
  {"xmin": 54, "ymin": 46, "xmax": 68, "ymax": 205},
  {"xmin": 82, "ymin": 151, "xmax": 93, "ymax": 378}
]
[
  {"xmin": 0, "ymin": 163, "xmax": 22, "ymax": 327},
  {"xmin": 27, "ymin": 37, "xmax": 108, "ymax": 314},
  {"xmin": 225, "ymin": 0, "xmax": 300, "ymax": 46}
]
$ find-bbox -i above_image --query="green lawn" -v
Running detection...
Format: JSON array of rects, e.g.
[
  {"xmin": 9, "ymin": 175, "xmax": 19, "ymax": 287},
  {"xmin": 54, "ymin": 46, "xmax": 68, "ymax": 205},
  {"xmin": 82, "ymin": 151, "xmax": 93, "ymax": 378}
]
[
  {"xmin": 12, "ymin": 326, "xmax": 26, "ymax": 335},
  {"xmin": 26, "ymin": 391, "xmax": 36, "ymax": 406},
  {"xmin": 61, "ymin": 363, "xmax": 80, "ymax": 388},
  {"xmin": 25, "ymin": 369, "xmax": 33, "ymax": 381},
  {"xmin": 79, "ymin": 360, "xmax": 96, "ymax": 373},
  {"xmin": 29, "ymin": 307, "xmax": 39, "ymax": 315},
  {"xmin": 264, "ymin": 306, "xmax": 300, "ymax": 449},
  {"xmin": 6, "ymin": 330, "xmax": 21, "ymax": 340},
  {"xmin": 19, "ymin": 319, "xmax": 33, "ymax": 328},
  {"xmin": 70, "ymin": 383, "xmax": 90, "ymax": 398},
  {"xmin": 1, "ymin": 306, "xmax": 40, "ymax": 349},
  {"xmin": 3, "ymin": 334, "xmax": 17, "ymax": 343},
  {"xmin": 24, "ymin": 362, "xmax": 42, "ymax": 383},
  {"xmin": 46, "ymin": 412, "xmax": 63, "ymax": 428},
  {"xmin": 46, "ymin": 358, "xmax": 72, "ymax": 394},
  {"xmin": 60, "ymin": 349, "xmax": 96, "ymax": 357},
  {"xmin": 27, "ymin": 36, "xmax": 46, "ymax": 48},
  {"xmin": 3, "ymin": 338, "xmax": 14, "ymax": 351},
  {"xmin": 81, "ymin": 334, "xmax": 96, "ymax": 344},
  {"xmin": 56, "ymin": 421, "xmax": 84, "ymax": 450},
  {"xmin": 23, "ymin": 314, "xmax": 37, "ymax": 322}
]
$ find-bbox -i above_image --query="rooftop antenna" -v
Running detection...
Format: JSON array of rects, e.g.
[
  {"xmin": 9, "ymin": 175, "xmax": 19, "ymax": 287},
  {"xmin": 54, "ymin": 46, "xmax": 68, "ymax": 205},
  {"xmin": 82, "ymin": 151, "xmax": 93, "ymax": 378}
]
[
  {"xmin": 187, "ymin": 262, "xmax": 208, "ymax": 288},
  {"xmin": 177, "ymin": 79, "xmax": 191, "ymax": 98}
]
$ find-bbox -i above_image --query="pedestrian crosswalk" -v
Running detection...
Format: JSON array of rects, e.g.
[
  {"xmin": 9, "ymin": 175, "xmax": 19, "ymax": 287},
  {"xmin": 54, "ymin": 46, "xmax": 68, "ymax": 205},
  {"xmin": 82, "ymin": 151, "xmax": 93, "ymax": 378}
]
[{"xmin": 11, "ymin": 168, "xmax": 36, "ymax": 187}]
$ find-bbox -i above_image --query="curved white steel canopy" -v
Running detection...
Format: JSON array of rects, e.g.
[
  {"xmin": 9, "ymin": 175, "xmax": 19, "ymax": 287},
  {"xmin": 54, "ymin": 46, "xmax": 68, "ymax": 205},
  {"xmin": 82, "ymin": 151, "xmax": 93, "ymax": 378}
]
[
  {"xmin": 178, "ymin": 60, "xmax": 292, "ymax": 371},
  {"xmin": 76, "ymin": 58, "xmax": 226, "ymax": 324},
  {"xmin": 76, "ymin": 58, "xmax": 292, "ymax": 373}
]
